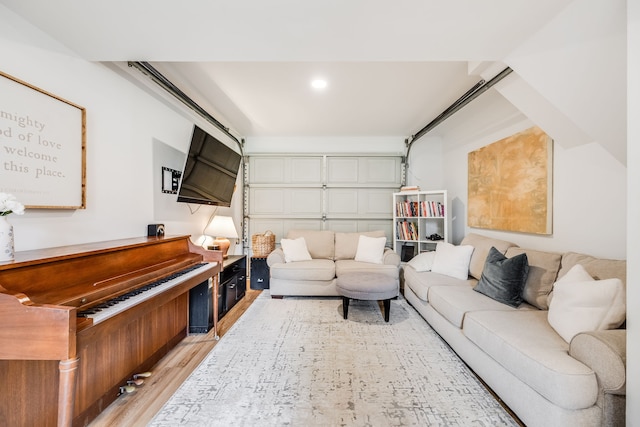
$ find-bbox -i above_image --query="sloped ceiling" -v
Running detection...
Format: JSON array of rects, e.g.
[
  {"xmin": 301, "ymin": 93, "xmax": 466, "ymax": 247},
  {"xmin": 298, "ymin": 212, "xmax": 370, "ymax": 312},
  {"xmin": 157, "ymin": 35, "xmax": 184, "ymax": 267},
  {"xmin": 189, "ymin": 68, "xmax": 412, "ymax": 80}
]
[{"xmin": 0, "ymin": 0, "xmax": 578, "ymax": 139}]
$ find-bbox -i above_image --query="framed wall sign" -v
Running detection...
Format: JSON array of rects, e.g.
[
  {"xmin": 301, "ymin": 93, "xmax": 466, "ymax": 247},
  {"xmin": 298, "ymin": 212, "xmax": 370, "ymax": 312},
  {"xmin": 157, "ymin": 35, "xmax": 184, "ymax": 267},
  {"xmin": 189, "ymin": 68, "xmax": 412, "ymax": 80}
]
[{"xmin": 0, "ymin": 71, "xmax": 86, "ymax": 209}]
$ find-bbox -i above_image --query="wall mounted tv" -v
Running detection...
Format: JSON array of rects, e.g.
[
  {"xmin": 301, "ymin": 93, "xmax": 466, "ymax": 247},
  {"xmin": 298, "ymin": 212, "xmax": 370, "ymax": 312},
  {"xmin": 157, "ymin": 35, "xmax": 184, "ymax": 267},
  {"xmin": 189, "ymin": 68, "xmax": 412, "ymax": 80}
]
[{"xmin": 177, "ymin": 125, "xmax": 242, "ymax": 207}]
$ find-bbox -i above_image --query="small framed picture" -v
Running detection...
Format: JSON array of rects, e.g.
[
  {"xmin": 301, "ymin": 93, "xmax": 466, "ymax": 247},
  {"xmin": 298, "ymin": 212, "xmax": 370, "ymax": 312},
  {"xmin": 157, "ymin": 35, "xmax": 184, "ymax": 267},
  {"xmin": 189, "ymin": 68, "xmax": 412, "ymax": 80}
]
[{"xmin": 401, "ymin": 245, "xmax": 415, "ymax": 262}]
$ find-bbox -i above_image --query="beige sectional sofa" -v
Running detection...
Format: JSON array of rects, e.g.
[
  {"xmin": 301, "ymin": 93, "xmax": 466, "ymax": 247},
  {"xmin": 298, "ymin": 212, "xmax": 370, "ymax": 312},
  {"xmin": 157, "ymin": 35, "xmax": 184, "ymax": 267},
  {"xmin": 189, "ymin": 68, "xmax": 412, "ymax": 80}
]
[
  {"xmin": 266, "ymin": 229, "xmax": 401, "ymax": 297},
  {"xmin": 403, "ymin": 233, "xmax": 626, "ymax": 427}
]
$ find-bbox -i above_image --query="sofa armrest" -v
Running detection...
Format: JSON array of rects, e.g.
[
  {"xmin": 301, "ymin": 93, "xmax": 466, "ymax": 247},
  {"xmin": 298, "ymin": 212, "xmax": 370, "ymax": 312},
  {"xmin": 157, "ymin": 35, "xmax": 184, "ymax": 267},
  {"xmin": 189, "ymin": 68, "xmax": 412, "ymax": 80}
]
[
  {"xmin": 266, "ymin": 248, "xmax": 286, "ymax": 267},
  {"xmin": 569, "ymin": 329, "xmax": 626, "ymax": 394},
  {"xmin": 383, "ymin": 248, "xmax": 401, "ymax": 267}
]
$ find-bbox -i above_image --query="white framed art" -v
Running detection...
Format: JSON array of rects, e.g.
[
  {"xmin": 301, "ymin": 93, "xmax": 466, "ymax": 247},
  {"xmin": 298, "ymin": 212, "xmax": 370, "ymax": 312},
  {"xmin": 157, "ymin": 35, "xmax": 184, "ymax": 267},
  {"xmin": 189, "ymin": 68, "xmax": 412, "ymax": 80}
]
[{"xmin": 0, "ymin": 70, "xmax": 86, "ymax": 209}]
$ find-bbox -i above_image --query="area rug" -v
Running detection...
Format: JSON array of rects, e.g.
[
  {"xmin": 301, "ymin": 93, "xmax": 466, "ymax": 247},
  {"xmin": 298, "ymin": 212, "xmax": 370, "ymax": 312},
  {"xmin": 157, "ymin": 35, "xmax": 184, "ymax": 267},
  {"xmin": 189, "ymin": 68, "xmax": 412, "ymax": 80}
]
[{"xmin": 150, "ymin": 293, "xmax": 518, "ymax": 427}]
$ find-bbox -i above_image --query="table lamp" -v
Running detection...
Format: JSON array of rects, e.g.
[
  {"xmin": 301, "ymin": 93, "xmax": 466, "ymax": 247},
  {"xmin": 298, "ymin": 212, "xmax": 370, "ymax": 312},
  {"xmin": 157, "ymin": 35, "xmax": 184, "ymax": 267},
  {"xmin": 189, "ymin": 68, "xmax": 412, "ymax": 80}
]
[{"xmin": 205, "ymin": 215, "xmax": 238, "ymax": 259}]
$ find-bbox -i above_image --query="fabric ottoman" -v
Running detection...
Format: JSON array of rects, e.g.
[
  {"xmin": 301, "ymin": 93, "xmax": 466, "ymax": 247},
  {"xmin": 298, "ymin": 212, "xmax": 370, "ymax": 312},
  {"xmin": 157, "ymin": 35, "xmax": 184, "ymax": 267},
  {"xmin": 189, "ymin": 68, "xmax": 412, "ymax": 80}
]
[{"xmin": 336, "ymin": 272, "xmax": 399, "ymax": 322}]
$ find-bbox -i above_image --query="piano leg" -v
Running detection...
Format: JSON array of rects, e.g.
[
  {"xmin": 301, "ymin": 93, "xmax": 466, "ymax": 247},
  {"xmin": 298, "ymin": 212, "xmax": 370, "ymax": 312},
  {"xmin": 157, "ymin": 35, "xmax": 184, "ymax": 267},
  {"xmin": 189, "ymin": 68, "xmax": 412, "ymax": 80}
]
[{"xmin": 58, "ymin": 357, "xmax": 79, "ymax": 427}]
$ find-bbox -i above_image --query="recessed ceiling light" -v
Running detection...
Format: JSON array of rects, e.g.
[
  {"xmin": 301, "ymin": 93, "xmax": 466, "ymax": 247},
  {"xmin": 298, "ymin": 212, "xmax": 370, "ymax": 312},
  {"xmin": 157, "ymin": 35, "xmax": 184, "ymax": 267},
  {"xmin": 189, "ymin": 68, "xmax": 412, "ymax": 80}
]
[{"xmin": 311, "ymin": 79, "xmax": 328, "ymax": 90}]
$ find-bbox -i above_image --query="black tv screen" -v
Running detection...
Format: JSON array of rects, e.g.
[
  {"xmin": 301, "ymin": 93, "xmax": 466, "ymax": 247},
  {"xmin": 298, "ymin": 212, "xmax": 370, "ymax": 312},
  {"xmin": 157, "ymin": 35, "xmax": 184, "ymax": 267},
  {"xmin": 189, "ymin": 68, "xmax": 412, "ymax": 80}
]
[{"xmin": 177, "ymin": 125, "xmax": 242, "ymax": 207}]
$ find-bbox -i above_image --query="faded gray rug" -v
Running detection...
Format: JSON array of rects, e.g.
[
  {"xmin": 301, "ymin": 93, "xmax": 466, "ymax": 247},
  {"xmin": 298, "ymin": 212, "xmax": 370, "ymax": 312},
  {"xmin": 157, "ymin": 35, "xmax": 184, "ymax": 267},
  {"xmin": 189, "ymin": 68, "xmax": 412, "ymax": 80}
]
[{"xmin": 150, "ymin": 293, "xmax": 517, "ymax": 426}]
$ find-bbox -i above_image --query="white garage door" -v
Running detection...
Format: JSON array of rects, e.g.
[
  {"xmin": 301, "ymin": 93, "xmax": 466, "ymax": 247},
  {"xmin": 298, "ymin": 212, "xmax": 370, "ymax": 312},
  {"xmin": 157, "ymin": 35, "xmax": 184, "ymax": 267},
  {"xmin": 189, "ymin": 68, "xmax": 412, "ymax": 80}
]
[{"xmin": 246, "ymin": 154, "xmax": 403, "ymax": 252}]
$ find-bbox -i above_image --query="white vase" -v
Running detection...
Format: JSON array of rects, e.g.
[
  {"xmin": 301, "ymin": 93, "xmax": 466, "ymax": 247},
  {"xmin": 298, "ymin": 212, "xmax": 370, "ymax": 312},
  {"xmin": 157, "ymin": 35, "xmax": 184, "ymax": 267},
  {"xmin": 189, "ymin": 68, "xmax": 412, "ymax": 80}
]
[{"xmin": 0, "ymin": 216, "xmax": 15, "ymax": 261}]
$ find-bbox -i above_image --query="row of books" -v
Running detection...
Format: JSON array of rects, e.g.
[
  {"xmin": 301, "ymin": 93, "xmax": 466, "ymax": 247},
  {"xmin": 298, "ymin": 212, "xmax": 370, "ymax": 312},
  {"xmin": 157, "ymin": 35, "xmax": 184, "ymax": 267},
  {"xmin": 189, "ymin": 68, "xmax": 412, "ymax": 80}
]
[
  {"xmin": 421, "ymin": 200, "xmax": 445, "ymax": 217},
  {"xmin": 395, "ymin": 200, "xmax": 445, "ymax": 217},
  {"xmin": 396, "ymin": 221, "xmax": 418, "ymax": 241}
]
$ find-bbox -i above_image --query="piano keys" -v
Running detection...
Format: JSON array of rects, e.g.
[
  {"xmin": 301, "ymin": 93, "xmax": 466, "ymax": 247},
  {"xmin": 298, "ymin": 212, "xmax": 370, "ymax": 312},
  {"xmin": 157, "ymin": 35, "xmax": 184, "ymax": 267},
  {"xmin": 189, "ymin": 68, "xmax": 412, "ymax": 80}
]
[
  {"xmin": 0, "ymin": 235, "xmax": 222, "ymax": 427},
  {"xmin": 77, "ymin": 262, "xmax": 210, "ymax": 325}
]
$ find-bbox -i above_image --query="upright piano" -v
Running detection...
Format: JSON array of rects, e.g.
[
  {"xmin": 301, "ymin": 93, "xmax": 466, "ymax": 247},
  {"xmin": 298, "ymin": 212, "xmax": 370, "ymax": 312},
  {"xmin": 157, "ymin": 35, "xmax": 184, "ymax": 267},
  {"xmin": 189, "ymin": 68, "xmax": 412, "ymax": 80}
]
[{"xmin": 0, "ymin": 235, "xmax": 222, "ymax": 427}]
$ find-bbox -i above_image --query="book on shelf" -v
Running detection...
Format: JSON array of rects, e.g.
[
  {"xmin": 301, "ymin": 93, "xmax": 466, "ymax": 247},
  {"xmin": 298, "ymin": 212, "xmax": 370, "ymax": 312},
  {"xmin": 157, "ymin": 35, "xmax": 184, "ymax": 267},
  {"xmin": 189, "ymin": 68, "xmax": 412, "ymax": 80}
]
[
  {"xmin": 396, "ymin": 220, "xmax": 418, "ymax": 241},
  {"xmin": 395, "ymin": 201, "xmax": 419, "ymax": 217},
  {"xmin": 419, "ymin": 200, "xmax": 445, "ymax": 217},
  {"xmin": 397, "ymin": 200, "xmax": 444, "ymax": 217}
]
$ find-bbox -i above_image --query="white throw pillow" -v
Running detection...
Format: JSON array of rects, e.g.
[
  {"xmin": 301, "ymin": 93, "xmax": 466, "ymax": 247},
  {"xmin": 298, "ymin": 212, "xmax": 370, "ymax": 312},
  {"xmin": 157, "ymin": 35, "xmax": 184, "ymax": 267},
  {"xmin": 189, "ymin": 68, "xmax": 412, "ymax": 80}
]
[
  {"xmin": 557, "ymin": 262, "xmax": 594, "ymax": 283},
  {"xmin": 354, "ymin": 235, "xmax": 387, "ymax": 264},
  {"xmin": 407, "ymin": 251, "xmax": 436, "ymax": 272},
  {"xmin": 548, "ymin": 264, "xmax": 626, "ymax": 343},
  {"xmin": 431, "ymin": 242, "xmax": 474, "ymax": 280},
  {"xmin": 280, "ymin": 237, "xmax": 312, "ymax": 263}
]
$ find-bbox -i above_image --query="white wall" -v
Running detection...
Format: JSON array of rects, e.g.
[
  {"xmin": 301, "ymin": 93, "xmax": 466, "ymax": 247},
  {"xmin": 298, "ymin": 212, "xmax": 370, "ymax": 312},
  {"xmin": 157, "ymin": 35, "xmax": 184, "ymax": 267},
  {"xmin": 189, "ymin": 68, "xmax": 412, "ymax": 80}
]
[
  {"xmin": 626, "ymin": 1, "xmax": 639, "ymax": 424},
  {"xmin": 431, "ymin": 117, "xmax": 627, "ymax": 259},
  {"xmin": 0, "ymin": 6, "xmax": 234, "ymax": 251},
  {"xmin": 408, "ymin": 96, "xmax": 627, "ymax": 259},
  {"xmin": 507, "ymin": 0, "xmax": 627, "ymax": 165},
  {"xmin": 404, "ymin": 135, "xmax": 444, "ymax": 191}
]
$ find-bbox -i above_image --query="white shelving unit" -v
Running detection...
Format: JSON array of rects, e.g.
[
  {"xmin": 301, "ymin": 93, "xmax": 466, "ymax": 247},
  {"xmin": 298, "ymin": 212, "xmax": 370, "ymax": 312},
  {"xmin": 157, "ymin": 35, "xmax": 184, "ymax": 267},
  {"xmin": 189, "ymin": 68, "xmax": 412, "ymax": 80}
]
[{"xmin": 393, "ymin": 190, "xmax": 448, "ymax": 261}]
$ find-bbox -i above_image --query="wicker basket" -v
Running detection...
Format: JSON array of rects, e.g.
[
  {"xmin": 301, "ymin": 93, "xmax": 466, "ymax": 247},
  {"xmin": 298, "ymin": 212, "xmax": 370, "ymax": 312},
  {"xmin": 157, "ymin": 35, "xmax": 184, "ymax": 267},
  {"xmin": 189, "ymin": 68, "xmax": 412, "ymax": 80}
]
[{"xmin": 252, "ymin": 230, "xmax": 275, "ymax": 256}]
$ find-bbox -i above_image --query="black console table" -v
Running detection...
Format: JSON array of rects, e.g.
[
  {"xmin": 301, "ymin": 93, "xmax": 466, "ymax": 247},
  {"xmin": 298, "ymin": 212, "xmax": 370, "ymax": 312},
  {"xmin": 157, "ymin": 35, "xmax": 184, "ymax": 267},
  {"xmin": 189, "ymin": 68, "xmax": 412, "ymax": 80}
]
[{"xmin": 219, "ymin": 255, "xmax": 246, "ymax": 319}]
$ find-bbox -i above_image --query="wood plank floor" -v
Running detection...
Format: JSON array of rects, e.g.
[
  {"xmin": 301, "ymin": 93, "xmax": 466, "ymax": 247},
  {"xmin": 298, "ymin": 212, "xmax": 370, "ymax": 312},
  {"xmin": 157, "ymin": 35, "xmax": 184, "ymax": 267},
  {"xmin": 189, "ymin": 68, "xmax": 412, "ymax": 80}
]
[{"xmin": 89, "ymin": 288, "xmax": 262, "ymax": 427}]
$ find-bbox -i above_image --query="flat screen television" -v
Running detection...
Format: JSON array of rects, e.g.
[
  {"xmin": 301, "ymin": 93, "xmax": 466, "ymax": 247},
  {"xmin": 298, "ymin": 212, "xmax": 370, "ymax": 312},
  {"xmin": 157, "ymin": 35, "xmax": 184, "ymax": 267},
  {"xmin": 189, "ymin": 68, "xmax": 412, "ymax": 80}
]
[{"xmin": 176, "ymin": 125, "xmax": 242, "ymax": 207}]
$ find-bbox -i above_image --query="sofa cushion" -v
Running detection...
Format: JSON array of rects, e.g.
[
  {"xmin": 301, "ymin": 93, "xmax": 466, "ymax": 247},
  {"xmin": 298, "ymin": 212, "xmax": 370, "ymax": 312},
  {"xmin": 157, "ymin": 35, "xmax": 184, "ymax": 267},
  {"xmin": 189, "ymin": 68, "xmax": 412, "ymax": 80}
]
[
  {"xmin": 429, "ymin": 285, "xmax": 533, "ymax": 328},
  {"xmin": 334, "ymin": 230, "xmax": 386, "ymax": 260},
  {"xmin": 404, "ymin": 268, "xmax": 475, "ymax": 301},
  {"xmin": 558, "ymin": 252, "xmax": 626, "ymax": 286},
  {"xmin": 431, "ymin": 242, "xmax": 474, "ymax": 280},
  {"xmin": 407, "ymin": 251, "xmax": 436, "ymax": 272},
  {"xmin": 354, "ymin": 235, "xmax": 386, "ymax": 264},
  {"xmin": 461, "ymin": 233, "xmax": 518, "ymax": 280},
  {"xmin": 269, "ymin": 259, "xmax": 336, "ymax": 281},
  {"xmin": 473, "ymin": 247, "xmax": 529, "ymax": 308},
  {"xmin": 463, "ymin": 310, "xmax": 598, "ymax": 410},
  {"xmin": 506, "ymin": 247, "xmax": 561, "ymax": 310},
  {"xmin": 548, "ymin": 264, "xmax": 626, "ymax": 343},
  {"xmin": 335, "ymin": 260, "xmax": 399, "ymax": 280},
  {"xmin": 280, "ymin": 237, "xmax": 312, "ymax": 262},
  {"xmin": 287, "ymin": 230, "xmax": 335, "ymax": 260}
]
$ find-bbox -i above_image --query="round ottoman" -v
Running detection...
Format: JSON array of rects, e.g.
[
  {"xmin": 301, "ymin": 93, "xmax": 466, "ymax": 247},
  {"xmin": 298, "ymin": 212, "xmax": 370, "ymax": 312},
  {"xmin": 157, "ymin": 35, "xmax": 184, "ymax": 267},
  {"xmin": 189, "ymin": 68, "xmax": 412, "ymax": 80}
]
[{"xmin": 336, "ymin": 272, "xmax": 399, "ymax": 322}]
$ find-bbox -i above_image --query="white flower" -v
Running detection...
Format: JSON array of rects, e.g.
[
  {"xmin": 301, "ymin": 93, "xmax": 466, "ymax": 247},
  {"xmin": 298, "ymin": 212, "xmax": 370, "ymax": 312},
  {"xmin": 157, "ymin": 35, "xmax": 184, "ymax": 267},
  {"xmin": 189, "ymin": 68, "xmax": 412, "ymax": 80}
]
[{"xmin": 0, "ymin": 193, "xmax": 25, "ymax": 216}]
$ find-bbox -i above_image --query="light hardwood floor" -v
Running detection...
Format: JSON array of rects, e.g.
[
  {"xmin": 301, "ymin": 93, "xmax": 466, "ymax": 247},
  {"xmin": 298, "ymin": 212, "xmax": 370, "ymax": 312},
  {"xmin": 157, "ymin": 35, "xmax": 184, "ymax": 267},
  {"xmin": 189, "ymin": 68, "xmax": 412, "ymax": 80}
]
[{"xmin": 89, "ymin": 288, "xmax": 262, "ymax": 427}]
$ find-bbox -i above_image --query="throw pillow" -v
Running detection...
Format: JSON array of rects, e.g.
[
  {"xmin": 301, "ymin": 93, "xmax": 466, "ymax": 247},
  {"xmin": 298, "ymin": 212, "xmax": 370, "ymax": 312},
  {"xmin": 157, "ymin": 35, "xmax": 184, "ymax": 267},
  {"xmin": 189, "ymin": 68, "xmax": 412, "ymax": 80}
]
[
  {"xmin": 354, "ymin": 235, "xmax": 387, "ymax": 264},
  {"xmin": 505, "ymin": 247, "xmax": 562, "ymax": 310},
  {"xmin": 335, "ymin": 231, "xmax": 386, "ymax": 260},
  {"xmin": 548, "ymin": 264, "xmax": 626, "ymax": 343},
  {"xmin": 280, "ymin": 237, "xmax": 312, "ymax": 263},
  {"xmin": 286, "ymin": 230, "xmax": 335, "ymax": 260},
  {"xmin": 431, "ymin": 241, "xmax": 474, "ymax": 280},
  {"xmin": 473, "ymin": 246, "xmax": 529, "ymax": 308},
  {"xmin": 407, "ymin": 251, "xmax": 436, "ymax": 272},
  {"xmin": 461, "ymin": 233, "xmax": 518, "ymax": 280}
]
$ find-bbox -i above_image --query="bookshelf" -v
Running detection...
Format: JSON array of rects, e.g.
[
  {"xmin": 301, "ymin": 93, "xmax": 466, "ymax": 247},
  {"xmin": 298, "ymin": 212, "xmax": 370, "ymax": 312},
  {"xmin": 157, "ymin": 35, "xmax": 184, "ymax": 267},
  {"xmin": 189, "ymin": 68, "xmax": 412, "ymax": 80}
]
[{"xmin": 393, "ymin": 190, "xmax": 448, "ymax": 261}]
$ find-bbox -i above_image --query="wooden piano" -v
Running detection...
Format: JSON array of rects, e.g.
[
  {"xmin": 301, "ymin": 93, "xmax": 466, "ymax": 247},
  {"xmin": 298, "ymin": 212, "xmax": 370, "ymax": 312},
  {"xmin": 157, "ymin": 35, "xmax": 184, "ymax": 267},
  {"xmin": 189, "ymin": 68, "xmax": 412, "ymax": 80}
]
[{"xmin": 0, "ymin": 235, "xmax": 222, "ymax": 427}]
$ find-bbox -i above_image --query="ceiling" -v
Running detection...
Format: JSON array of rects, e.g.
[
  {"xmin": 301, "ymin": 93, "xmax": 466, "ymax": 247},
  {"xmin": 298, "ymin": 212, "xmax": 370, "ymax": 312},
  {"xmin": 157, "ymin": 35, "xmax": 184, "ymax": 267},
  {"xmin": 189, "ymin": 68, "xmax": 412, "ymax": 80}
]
[{"xmin": 1, "ymin": 0, "xmax": 575, "ymax": 138}]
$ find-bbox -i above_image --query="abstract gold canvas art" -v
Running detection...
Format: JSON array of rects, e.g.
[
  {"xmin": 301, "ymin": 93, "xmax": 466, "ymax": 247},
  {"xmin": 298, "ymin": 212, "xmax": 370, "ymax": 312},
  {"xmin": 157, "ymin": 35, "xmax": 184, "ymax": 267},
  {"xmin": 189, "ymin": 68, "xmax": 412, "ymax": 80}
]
[{"xmin": 468, "ymin": 126, "xmax": 553, "ymax": 234}]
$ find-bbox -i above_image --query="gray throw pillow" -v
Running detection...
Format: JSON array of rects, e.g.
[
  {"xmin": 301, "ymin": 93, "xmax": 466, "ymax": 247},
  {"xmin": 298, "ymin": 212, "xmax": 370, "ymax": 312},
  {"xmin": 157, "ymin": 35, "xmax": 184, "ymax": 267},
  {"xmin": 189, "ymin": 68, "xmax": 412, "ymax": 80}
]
[{"xmin": 474, "ymin": 246, "xmax": 529, "ymax": 307}]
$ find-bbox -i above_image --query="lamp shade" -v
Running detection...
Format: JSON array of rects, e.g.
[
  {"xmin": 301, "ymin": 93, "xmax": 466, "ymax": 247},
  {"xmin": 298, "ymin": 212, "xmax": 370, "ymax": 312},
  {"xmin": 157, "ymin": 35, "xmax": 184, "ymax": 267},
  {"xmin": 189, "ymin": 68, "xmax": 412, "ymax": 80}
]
[
  {"xmin": 204, "ymin": 216, "xmax": 238, "ymax": 259},
  {"xmin": 205, "ymin": 216, "xmax": 239, "ymax": 238}
]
